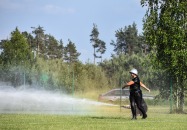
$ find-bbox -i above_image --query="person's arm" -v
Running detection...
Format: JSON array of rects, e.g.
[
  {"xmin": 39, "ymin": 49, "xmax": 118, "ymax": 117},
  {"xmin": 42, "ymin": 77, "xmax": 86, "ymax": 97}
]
[
  {"xmin": 140, "ymin": 82, "xmax": 150, "ymax": 92},
  {"xmin": 122, "ymin": 81, "xmax": 134, "ymax": 89}
]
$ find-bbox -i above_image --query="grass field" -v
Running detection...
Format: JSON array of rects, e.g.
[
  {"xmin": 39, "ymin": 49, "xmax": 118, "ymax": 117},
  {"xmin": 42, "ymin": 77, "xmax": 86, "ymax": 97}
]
[{"xmin": 0, "ymin": 105, "xmax": 187, "ymax": 130}]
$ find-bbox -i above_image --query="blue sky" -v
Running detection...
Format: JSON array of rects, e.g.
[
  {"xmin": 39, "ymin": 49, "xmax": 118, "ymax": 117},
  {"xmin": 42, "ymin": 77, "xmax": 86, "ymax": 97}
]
[{"xmin": 0, "ymin": 0, "xmax": 146, "ymax": 63}]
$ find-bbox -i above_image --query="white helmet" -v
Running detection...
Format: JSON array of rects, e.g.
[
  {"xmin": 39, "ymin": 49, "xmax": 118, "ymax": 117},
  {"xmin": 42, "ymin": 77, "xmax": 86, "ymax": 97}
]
[{"xmin": 129, "ymin": 68, "xmax": 138, "ymax": 75}]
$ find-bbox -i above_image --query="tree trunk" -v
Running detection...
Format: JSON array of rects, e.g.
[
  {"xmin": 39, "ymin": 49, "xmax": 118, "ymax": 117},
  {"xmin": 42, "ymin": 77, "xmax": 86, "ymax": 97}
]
[
  {"xmin": 176, "ymin": 81, "xmax": 185, "ymax": 113},
  {"xmin": 178, "ymin": 85, "xmax": 184, "ymax": 112},
  {"xmin": 176, "ymin": 88, "xmax": 179, "ymax": 109},
  {"xmin": 94, "ymin": 47, "xmax": 95, "ymax": 64}
]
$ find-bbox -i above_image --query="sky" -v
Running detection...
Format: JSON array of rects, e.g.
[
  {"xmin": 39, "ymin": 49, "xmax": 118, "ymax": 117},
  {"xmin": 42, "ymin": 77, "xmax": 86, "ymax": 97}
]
[{"xmin": 0, "ymin": 0, "xmax": 146, "ymax": 63}]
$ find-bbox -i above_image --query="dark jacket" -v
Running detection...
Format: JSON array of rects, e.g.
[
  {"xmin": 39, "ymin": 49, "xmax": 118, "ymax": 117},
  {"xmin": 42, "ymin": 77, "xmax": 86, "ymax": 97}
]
[{"xmin": 130, "ymin": 76, "xmax": 141, "ymax": 92}]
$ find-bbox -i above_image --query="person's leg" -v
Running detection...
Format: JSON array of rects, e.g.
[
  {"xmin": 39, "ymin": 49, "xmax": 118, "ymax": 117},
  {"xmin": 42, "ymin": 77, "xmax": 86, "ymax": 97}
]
[
  {"xmin": 134, "ymin": 91, "xmax": 147, "ymax": 119},
  {"xmin": 130, "ymin": 94, "xmax": 137, "ymax": 120}
]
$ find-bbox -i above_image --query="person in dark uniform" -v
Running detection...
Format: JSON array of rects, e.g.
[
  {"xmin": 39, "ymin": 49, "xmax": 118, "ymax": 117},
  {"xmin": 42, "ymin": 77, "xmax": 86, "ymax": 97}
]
[{"xmin": 122, "ymin": 68, "xmax": 150, "ymax": 120}]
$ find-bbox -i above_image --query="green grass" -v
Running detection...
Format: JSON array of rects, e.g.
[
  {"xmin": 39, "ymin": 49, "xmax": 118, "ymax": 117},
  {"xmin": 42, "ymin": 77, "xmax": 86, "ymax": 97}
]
[{"xmin": 0, "ymin": 106, "xmax": 187, "ymax": 130}]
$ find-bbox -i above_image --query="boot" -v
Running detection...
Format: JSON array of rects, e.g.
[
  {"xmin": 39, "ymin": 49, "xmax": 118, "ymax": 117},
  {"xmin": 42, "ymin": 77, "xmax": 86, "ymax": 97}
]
[{"xmin": 142, "ymin": 114, "xmax": 147, "ymax": 119}]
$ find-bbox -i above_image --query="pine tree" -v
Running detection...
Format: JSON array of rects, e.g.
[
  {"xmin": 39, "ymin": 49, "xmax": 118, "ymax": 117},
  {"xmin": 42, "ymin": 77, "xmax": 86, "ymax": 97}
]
[
  {"xmin": 111, "ymin": 23, "xmax": 141, "ymax": 55},
  {"xmin": 31, "ymin": 26, "xmax": 45, "ymax": 55},
  {"xmin": 90, "ymin": 23, "xmax": 106, "ymax": 63},
  {"xmin": 64, "ymin": 39, "xmax": 80, "ymax": 63}
]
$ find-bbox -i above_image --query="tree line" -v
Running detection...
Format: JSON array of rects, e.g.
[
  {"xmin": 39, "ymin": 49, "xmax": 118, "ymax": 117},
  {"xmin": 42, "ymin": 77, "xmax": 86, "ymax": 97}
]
[{"xmin": 0, "ymin": 22, "xmax": 148, "ymax": 89}]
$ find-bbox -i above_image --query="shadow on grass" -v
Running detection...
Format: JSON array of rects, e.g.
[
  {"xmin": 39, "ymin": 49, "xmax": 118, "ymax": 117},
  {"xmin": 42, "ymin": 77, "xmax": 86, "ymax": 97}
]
[{"xmin": 90, "ymin": 116, "xmax": 126, "ymax": 120}]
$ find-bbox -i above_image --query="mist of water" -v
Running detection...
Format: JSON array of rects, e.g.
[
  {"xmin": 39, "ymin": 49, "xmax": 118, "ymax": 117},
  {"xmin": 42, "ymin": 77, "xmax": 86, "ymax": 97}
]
[{"xmin": 0, "ymin": 83, "xmax": 117, "ymax": 115}]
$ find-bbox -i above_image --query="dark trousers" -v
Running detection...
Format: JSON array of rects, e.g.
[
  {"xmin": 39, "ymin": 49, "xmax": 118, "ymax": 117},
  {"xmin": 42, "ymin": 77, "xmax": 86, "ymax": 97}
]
[{"xmin": 129, "ymin": 90, "xmax": 146, "ymax": 117}]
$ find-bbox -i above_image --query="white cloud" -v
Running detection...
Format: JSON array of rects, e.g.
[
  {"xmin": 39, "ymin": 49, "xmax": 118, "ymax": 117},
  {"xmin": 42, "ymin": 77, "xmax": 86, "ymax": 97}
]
[{"xmin": 42, "ymin": 4, "xmax": 76, "ymax": 15}]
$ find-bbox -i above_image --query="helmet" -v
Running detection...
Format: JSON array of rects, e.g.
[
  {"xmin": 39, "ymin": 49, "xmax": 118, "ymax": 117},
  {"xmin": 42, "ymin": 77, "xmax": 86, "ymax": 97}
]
[{"xmin": 129, "ymin": 68, "xmax": 138, "ymax": 75}]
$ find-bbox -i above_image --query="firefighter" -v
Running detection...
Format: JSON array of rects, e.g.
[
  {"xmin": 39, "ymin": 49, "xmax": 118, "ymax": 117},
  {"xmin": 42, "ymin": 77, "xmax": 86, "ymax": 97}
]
[{"xmin": 122, "ymin": 68, "xmax": 150, "ymax": 120}]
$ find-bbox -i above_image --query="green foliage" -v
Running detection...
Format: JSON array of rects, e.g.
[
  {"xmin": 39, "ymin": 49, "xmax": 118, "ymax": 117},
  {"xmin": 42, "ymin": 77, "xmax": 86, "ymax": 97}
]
[
  {"xmin": 64, "ymin": 39, "xmax": 80, "ymax": 63},
  {"xmin": 90, "ymin": 23, "xmax": 99, "ymax": 48},
  {"xmin": 0, "ymin": 28, "xmax": 34, "ymax": 87},
  {"xmin": 97, "ymin": 40, "xmax": 106, "ymax": 54},
  {"xmin": 45, "ymin": 34, "xmax": 63, "ymax": 59},
  {"xmin": 111, "ymin": 22, "xmax": 145, "ymax": 55},
  {"xmin": 141, "ymin": 0, "xmax": 187, "ymax": 111},
  {"xmin": 125, "ymin": 23, "xmax": 140, "ymax": 54},
  {"xmin": 31, "ymin": 26, "xmax": 65, "ymax": 60},
  {"xmin": 90, "ymin": 23, "xmax": 106, "ymax": 63},
  {"xmin": 31, "ymin": 26, "xmax": 45, "ymax": 55},
  {"xmin": 29, "ymin": 58, "xmax": 109, "ymax": 93},
  {"xmin": 1, "ymin": 28, "xmax": 32, "ymax": 65},
  {"xmin": 0, "ymin": 25, "xmax": 167, "ymax": 100},
  {"xmin": 110, "ymin": 28, "xmax": 127, "ymax": 55},
  {"xmin": 0, "ymin": 27, "xmax": 109, "ymax": 92},
  {"xmin": 100, "ymin": 53, "xmax": 157, "ymax": 90}
]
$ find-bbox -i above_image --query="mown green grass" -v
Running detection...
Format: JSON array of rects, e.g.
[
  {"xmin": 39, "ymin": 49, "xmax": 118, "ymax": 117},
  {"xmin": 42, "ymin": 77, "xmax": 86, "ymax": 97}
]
[{"xmin": 0, "ymin": 106, "xmax": 186, "ymax": 130}]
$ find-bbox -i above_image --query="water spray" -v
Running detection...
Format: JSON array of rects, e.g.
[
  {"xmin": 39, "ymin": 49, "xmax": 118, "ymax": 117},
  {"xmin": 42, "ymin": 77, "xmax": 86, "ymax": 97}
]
[{"xmin": 0, "ymin": 84, "xmax": 117, "ymax": 115}]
